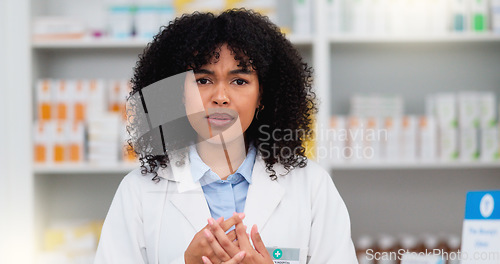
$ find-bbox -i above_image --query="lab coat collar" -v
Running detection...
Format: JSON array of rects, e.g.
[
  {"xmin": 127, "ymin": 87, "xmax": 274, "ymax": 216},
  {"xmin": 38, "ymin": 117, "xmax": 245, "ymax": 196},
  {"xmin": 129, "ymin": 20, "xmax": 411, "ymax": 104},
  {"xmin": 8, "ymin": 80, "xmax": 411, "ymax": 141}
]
[
  {"xmin": 155, "ymin": 151, "xmax": 285, "ymax": 233},
  {"xmin": 243, "ymin": 154, "xmax": 285, "ymax": 232},
  {"xmin": 157, "ymin": 149, "xmax": 211, "ymax": 232}
]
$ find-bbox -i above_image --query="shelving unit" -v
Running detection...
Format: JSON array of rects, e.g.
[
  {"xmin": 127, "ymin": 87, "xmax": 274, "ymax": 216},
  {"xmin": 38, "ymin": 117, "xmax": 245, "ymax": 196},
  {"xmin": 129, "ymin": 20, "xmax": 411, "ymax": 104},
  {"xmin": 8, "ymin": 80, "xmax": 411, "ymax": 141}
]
[
  {"xmin": 329, "ymin": 32, "xmax": 500, "ymax": 43},
  {"xmin": 2, "ymin": 0, "xmax": 499, "ymax": 262},
  {"xmin": 330, "ymin": 161, "xmax": 500, "ymax": 170},
  {"xmin": 325, "ymin": 9, "xmax": 500, "ymax": 239},
  {"xmin": 34, "ymin": 163, "xmax": 140, "ymax": 174},
  {"xmin": 32, "ymin": 34, "xmax": 314, "ymax": 49}
]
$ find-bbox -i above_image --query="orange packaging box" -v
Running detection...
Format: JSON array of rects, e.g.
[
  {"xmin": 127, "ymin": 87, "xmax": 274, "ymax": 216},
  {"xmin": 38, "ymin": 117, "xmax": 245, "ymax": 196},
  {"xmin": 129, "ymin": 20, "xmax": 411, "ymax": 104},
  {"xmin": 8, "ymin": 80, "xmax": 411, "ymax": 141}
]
[
  {"xmin": 33, "ymin": 120, "xmax": 54, "ymax": 163},
  {"xmin": 36, "ymin": 79, "xmax": 53, "ymax": 121}
]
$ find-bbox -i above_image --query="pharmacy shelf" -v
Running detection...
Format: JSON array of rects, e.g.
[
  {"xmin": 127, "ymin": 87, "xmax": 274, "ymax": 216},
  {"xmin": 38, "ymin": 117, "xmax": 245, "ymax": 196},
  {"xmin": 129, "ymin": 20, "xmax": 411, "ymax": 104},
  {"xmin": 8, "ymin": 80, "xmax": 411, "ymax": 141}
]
[
  {"xmin": 329, "ymin": 161, "xmax": 500, "ymax": 170},
  {"xmin": 329, "ymin": 33, "xmax": 500, "ymax": 43},
  {"xmin": 32, "ymin": 38, "xmax": 150, "ymax": 49},
  {"xmin": 32, "ymin": 34, "xmax": 313, "ymax": 49},
  {"xmin": 34, "ymin": 162, "xmax": 140, "ymax": 174}
]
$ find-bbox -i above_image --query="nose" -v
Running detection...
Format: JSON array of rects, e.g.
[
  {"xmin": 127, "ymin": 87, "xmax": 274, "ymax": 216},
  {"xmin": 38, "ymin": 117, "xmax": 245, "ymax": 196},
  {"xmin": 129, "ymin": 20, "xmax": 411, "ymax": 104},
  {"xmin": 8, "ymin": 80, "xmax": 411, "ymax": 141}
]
[{"xmin": 212, "ymin": 83, "xmax": 229, "ymax": 106}]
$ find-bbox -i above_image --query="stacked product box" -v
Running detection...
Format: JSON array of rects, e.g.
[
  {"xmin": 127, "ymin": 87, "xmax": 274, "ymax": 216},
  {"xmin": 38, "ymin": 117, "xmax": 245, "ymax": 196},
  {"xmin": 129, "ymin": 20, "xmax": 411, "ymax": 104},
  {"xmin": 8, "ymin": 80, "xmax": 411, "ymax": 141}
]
[
  {"xmin": 106, "ymin": 0, "xmax": 175, "ymax": 39},
  {"xmin": 434, "ymin": 93, "xmax": 459, "ymax": 161},
  {"xmin": 327, "ymin": 0, "xmax": 500, "ymax": 35},
  {"xmin": 33, "ymin": 79, "xmax": 136, "ymax": 165},
  {"xmin": 328, "ymin": 93, "xmax": 499, "ymax": 164}
]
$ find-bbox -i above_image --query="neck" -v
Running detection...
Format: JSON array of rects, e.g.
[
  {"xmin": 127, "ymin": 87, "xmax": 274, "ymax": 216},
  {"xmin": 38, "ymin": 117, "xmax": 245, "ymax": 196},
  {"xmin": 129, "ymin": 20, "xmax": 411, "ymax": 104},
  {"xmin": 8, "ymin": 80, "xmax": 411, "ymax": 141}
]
[{"xmin": 196, "ymin": 134, "xmax": 248, "ymax": 180}]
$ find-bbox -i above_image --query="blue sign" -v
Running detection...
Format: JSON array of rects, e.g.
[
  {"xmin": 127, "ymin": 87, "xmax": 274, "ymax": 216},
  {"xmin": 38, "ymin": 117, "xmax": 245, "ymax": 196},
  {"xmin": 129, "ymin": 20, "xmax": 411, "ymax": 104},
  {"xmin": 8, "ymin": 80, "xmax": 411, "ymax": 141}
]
[{"xmin": 464, "ymin": 191, "xmax": 500, "ymax": 220}]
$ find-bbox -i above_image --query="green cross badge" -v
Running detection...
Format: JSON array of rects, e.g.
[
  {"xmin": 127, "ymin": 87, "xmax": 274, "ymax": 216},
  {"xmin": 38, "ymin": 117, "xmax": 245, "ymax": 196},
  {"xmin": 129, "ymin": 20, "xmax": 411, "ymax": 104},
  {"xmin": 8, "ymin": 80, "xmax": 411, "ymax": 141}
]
[{"xmin": 272, "ymin": 248, "xmax": 283, "ymax": 259}]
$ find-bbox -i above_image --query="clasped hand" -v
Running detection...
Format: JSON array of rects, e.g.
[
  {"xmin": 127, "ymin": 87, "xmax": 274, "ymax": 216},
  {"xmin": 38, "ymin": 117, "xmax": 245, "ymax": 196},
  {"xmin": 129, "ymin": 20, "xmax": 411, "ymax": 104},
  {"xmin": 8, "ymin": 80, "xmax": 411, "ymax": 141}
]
[{"xmin": 184, "ymin": 213, "xmax": 274, "ymax": 264}]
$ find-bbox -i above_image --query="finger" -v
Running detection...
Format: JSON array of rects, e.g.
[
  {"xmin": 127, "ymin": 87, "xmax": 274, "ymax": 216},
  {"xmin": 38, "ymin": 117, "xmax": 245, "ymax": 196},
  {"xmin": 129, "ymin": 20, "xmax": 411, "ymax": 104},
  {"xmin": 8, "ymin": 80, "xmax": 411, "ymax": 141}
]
[
  {"xmin": 204, "ymin": 228, "xmax": 231, "ymax": 261},
  {"xmin": 220, "ymin": 213, "xmax": 245, "ymax": 232},
  {"xmin": 227, "ymin": 230, "xmax": 237, "ymax": 242},
  {"xmin": 220, "ymin": 251, "xmax": 247, "ymax": 264},
  {"xmin": 208, "ymin": 218, "xmax": 241, "ymax": 257},
  {"xmin": 226, "ymin": 251, "xmax": 246, "ymax": 264},
  {"xmin": 201, "ymin": 256, "xmax": 213, "ymax": 264},
  {"xmin": 234, "ymin": 221, "xmax": 252, "ymax": 251},
  {"xmin": 200, "ymin": 216, "xmax": 223, "ymax": 232},
  {"xmin": 250, "ymin": 225, "xmax": 269, "ymax": 256},
  {"xmin": 202, "ymin": 252, "xmax": 246, "ymax": 264}
]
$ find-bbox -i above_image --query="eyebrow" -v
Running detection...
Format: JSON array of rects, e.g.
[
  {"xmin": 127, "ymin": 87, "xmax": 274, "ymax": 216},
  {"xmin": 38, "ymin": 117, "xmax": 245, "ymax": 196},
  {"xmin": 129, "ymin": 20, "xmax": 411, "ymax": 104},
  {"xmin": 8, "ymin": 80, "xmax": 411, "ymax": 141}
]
[{"xmin": 193, "ymin": 68, "xmax": 253, "ymax": 75}]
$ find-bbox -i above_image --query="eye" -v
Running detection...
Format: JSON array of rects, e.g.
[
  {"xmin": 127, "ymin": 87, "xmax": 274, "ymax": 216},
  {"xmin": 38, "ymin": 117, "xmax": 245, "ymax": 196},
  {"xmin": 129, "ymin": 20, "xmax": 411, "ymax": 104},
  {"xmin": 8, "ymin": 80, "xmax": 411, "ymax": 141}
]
[
  {"xmin": 232, "ymin": 79, "xmax": 248, "ymax": 85},
  {"xmin": 196, "ymin": 78, "xmax": 211, "ymax": 85}
]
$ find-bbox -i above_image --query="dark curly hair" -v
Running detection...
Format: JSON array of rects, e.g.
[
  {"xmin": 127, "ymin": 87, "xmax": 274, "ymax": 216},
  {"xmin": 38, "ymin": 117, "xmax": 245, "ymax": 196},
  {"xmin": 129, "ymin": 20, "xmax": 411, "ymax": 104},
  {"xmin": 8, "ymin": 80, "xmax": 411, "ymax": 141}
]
[{"xmin": 127, "ymin": 8, "xmax": 317, "ymax": 181}]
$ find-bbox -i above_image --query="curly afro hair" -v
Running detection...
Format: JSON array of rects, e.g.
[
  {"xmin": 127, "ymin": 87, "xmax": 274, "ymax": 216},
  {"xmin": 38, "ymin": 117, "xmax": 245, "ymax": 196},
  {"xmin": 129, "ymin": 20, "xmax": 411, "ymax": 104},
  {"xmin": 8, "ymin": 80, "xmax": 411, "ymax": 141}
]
[{"xmin": 128, "ymin": 8, "xmax": 317, "ymax": 181}]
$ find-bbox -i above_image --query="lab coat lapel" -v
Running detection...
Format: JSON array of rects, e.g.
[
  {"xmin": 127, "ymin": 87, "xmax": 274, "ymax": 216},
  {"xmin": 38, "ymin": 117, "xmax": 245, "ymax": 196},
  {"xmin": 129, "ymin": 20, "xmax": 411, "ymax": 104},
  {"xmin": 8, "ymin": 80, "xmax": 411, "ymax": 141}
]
[
  {"xmin": 244, "ymin": 156, "xmax": 285, "ymax": 231},
  {"xmin": 161, "ymin": 155, "xmax": 211, "ymax": 232}
]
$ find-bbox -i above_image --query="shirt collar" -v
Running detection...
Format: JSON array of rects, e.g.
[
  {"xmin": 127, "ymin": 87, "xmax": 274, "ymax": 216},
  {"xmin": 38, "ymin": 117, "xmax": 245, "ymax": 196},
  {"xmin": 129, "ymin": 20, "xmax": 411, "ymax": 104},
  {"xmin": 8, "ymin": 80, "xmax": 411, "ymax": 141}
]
[{"xmin": 189, "ymin": 143, "xmax": 257, "ymax": 184}]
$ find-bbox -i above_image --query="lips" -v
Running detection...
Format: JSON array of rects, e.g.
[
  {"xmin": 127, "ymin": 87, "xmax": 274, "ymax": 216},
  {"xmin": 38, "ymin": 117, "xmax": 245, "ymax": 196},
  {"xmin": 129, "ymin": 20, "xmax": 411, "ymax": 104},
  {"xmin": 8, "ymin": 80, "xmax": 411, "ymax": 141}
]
[{"xmin": 206, "ymin": 112, "xmax": 235, "ymax": 127}]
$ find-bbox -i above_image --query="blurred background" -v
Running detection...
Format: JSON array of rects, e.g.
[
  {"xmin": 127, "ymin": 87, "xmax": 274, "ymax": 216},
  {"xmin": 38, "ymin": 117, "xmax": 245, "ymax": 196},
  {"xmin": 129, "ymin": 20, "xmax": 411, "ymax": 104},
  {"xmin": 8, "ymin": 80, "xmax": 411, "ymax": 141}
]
[{"xmin": 1, "ymin": 0, "xmax": 500, "ymax": 263}]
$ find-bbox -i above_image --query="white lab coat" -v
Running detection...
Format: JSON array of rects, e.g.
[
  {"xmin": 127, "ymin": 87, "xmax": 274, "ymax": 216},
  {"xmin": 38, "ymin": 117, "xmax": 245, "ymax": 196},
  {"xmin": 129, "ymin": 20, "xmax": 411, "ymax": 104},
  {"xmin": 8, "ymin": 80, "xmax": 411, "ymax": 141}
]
[{"xmin": 94, "ymin": 153, "xmax": 358, "ymax": 264}]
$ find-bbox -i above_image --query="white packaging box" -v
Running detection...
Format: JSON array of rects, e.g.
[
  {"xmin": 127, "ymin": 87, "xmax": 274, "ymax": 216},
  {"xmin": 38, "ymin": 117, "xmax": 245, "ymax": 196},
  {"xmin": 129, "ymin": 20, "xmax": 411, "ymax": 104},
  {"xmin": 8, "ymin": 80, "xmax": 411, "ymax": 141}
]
[
  {"xmin": 107, "ymin": 79, "xmax": 129, "ymax": 115},
  {"xmin": 383, "ymin": 116, "xmax": 402, "ymax": 161},
  {"xmin": 329, "ymin": 116, "xmax": 347, "ymax": 163},
  {"xmin": 418, "ymin": 116, "xmax": 437, "ymax": 161},
  {"xmin": 53, "ymin": 80, "xmax": 71, "ymax": 121},
  {"xmin": 387, "ymin": 0, "xmax": 406, "ymax": 35},
  {"xmin": 293, "ymin": 0, "xmax": 312, "ymax": 35},
  {"xmin": 428, "ymin": 0, "xmax": 450, "ymax": 35},
  {"xmin": 135, "ymin": 6, "xmax": 160, "ymax": 39},
  {"xmin": 347, "ymin": 116, "xmax": 366, "ymax": 162},
  {"xmin": 32, "ymin": 17, "xmax": 85, "ymax": 40},
  {"xmin": 493, "ymin": 0, "xmax": 500, "ymax": 33},
  {"xmin": 405, "ymin": 0, "xmax": 429, "ymax": 35},
  {"xmin": 458, "ymin": 91, "xmax": 479, "ymax": 129},
  {"xmin": 478, "ymin": 92, "xmax": 497, "ymax": 128},
  {"xmin": 401, "ymin": 116, "xmax": 417, "ymax": 162},
  {"xmin": 87, "ymin": 79, "xmax": 107, "ymax": 120},
  {"xmin": 480, "ymin": 126, "xmax": 499, "ymax": 161},
  {"xmin": 379, "ymin": 95, "xmax": 404, "ymax": 118},
  {"xmin": 53, "ymin": 121, "xmax": 69, "ymax": 163},
  {"xmin": 36, "ymin": 79, "xmax": 54, "ymax": 121},
  {"xmin": 65, "ymin": 80, "xmax": 79, "ymax": 122},
  {"xmin": 33, "ymin": 120, "xmax": 54, "ymax": 164},
  {"xmin": 363, "ymin": 117, "xmax": 383, "ymax": 162},
  {"xmin": 135, "ymin": 6, "xmax": 174, "ymax": 39},
  {"xmin": 450, "ymin": 0, "xmax": 469, "ymax": 32},
  {"xmin": 72, "ymin": 80, "xmax": 89, "ymax": 123},
  {"xmin": 371, "ymin": 0, "xmax": 388, "ymax": 35},
  {"xmin": 350, "ymin": 0, "xmax": 369, "ymax": 35},
  {"xmin": 107, "ymin": 6, "xmax": 133, "ymax": 39},
  {"xmin": 67, "ymin": 122, "xmax": 85, "ymax": 163},
  {"xmin": 328, "ymin": 0, "xmax": 344, "ymax": 34},
  {"xmin": 435, "ymin": 93, "xmax": 458, "ymax": 129},
  {"xmin": 439, "ymin": 127, "xmax": 459, "ymax": 161},
  {"xmin": 88, "ymin": 114, "xmax": 121, "ymax": 164},
  {"xmin": 459, "ymin": 128, "xmax": 479, "ymax": 161}
]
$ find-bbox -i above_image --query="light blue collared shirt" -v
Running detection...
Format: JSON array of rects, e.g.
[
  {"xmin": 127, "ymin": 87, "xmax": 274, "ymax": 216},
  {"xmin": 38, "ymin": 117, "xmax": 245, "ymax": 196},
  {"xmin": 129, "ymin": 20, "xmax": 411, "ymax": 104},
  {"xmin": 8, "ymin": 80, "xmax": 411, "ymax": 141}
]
[{"xmin": 189, "ymin": 144, "xmax": 257, "ymax": 221}]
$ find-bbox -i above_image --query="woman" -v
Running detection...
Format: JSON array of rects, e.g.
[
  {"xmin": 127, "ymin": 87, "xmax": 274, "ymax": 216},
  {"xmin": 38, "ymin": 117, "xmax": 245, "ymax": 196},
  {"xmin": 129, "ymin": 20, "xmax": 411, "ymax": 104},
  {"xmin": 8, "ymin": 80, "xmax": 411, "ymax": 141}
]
[{"xmin": 94, "ymin": 9, "xmax": 357, "ymax": 264}]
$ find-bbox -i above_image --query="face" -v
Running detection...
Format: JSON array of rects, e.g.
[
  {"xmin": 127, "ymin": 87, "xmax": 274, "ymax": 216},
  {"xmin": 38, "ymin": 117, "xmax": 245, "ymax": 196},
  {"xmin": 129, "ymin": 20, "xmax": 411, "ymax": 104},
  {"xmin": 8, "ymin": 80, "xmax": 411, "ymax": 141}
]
[{"xmin": 184, "ymin": 44, "xmax": 261, "ymax": 144}]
